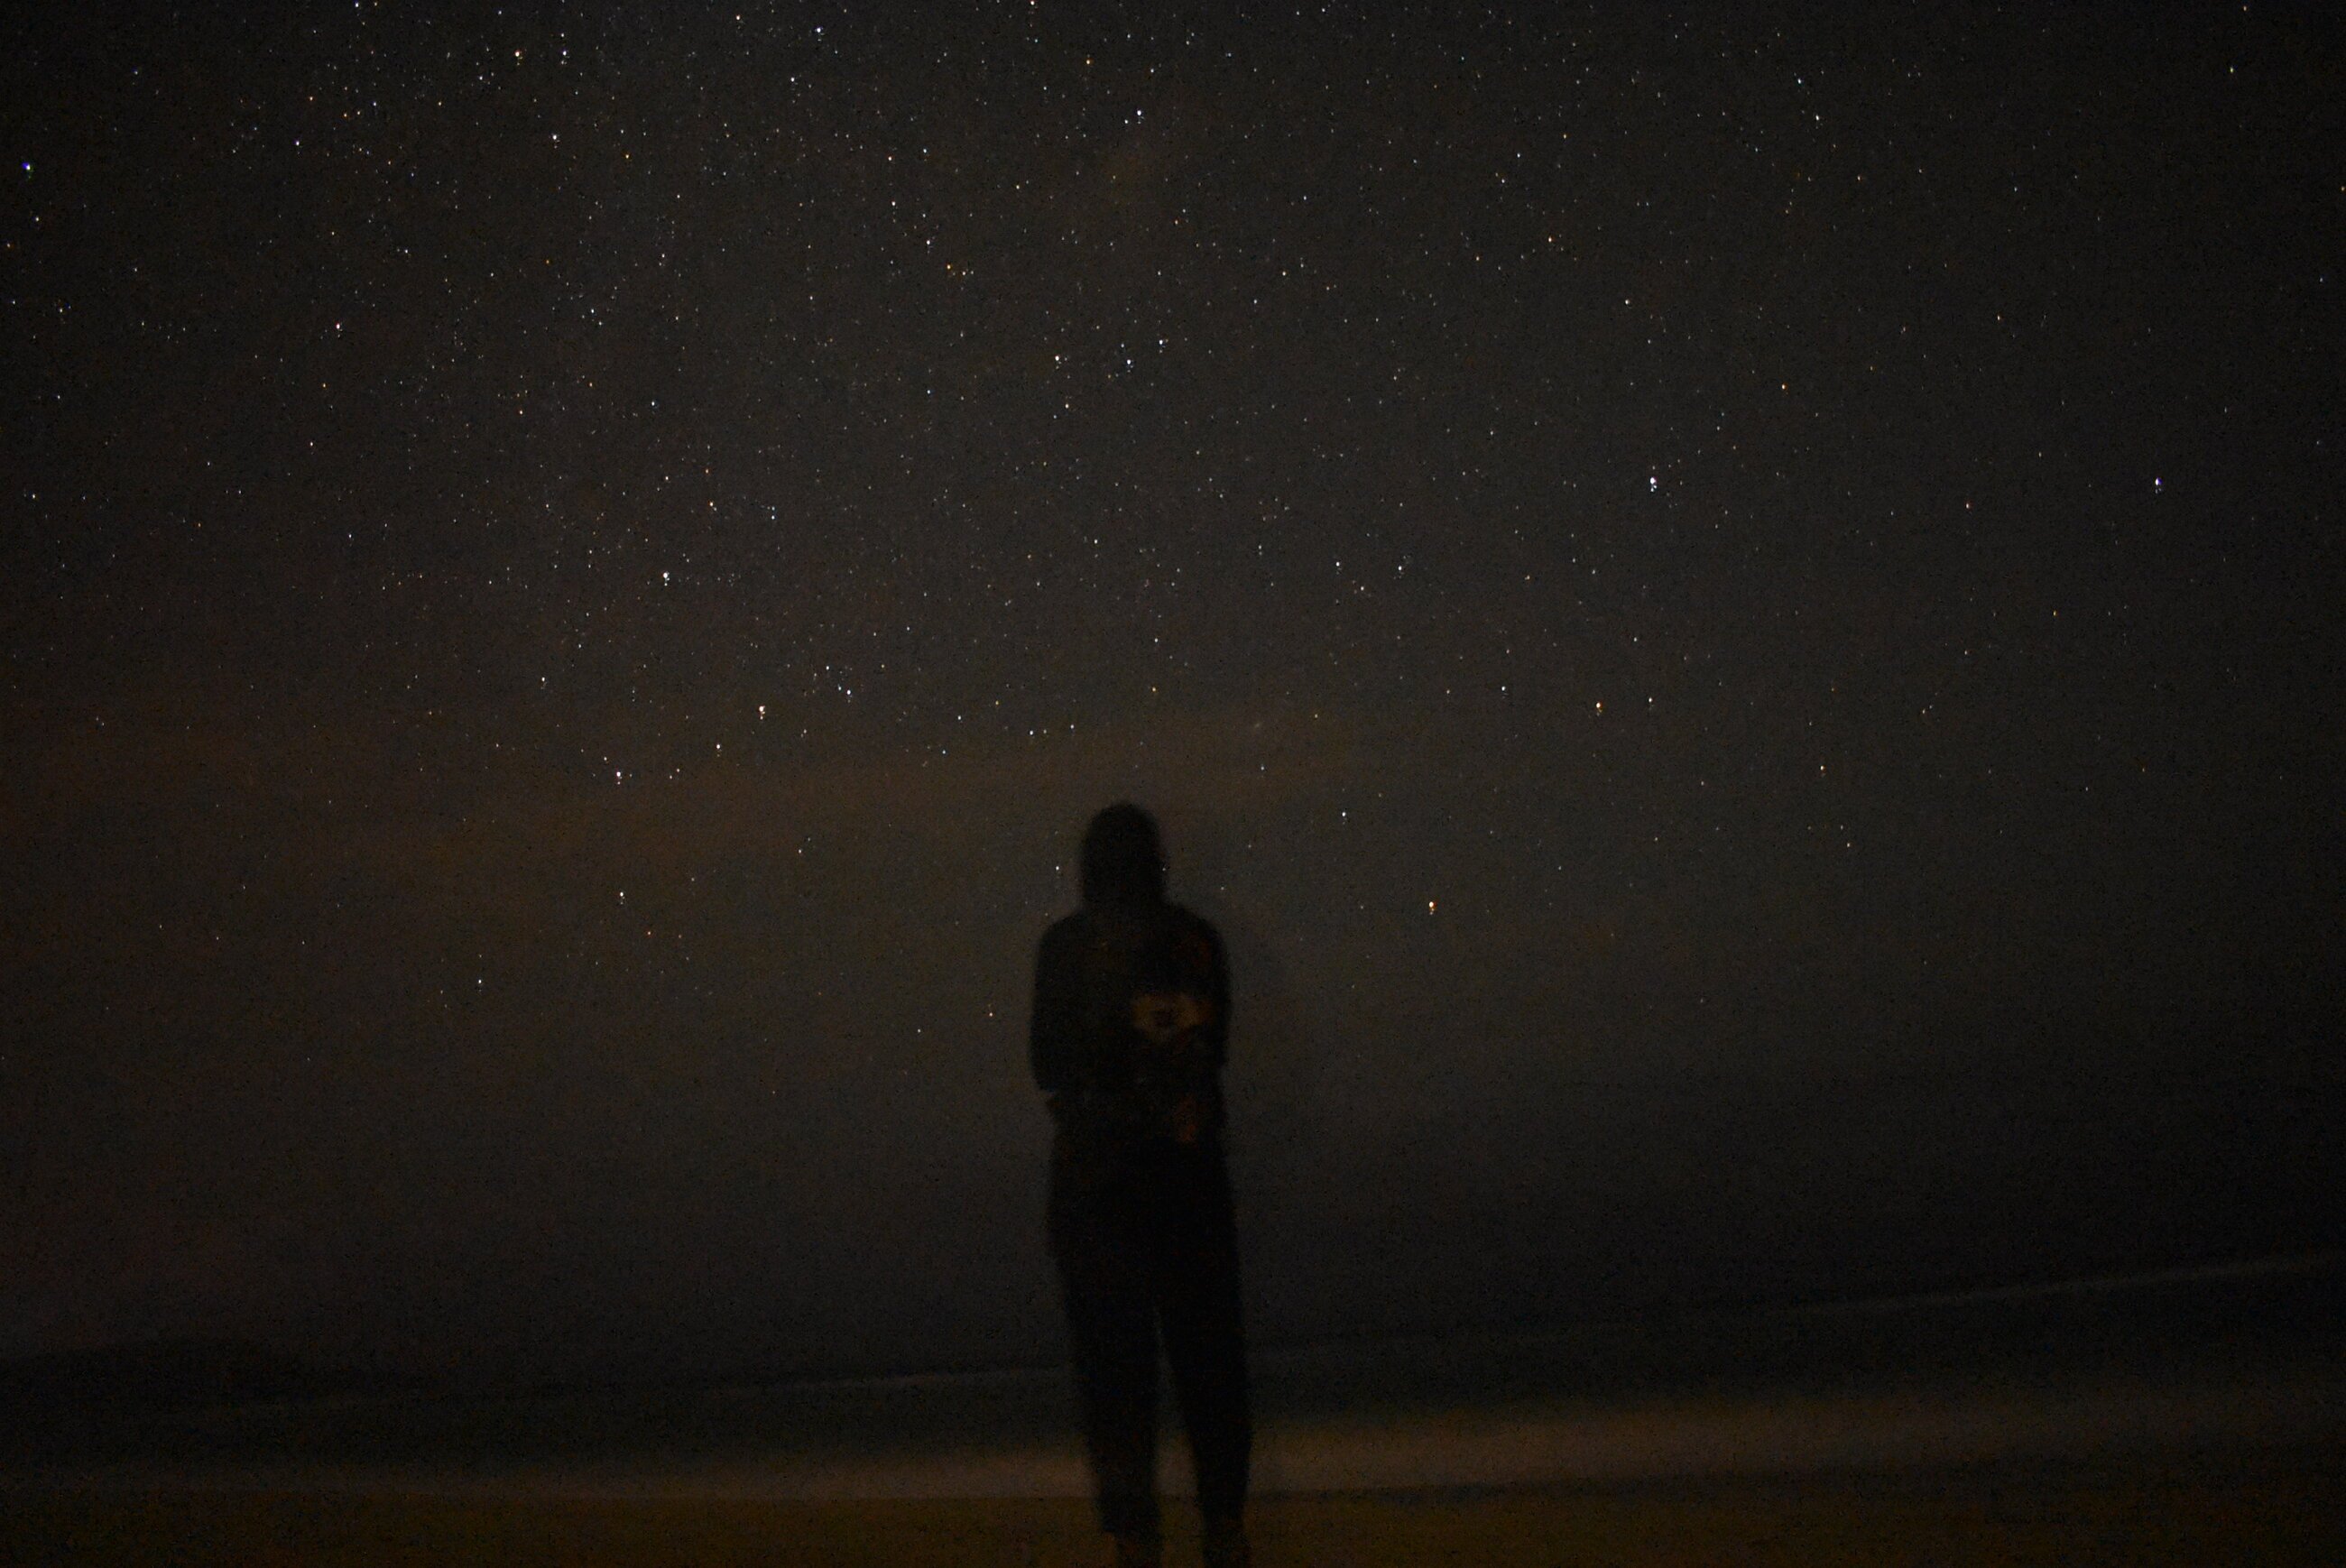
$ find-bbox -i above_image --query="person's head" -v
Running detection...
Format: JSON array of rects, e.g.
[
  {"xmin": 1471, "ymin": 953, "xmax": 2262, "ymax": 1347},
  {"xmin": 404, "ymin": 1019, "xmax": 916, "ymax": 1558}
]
[{"xmin": 1080, "ymin": 802, "xmax": 1167, "ymax": 908}]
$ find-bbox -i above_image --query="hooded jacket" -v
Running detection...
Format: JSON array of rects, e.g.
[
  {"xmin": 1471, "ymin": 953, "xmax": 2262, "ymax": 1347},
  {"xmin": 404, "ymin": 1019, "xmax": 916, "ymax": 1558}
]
[{"xmin": 1030, "ymin": 806, "xmax": 1231, "ymax": 1150}]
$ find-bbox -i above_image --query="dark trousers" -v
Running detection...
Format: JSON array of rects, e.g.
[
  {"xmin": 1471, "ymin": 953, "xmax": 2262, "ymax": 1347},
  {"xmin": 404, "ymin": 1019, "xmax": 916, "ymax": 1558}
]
[{"xmin": 1048, "ymin": 1135, "xmax": 1251, "ymax": 1541}]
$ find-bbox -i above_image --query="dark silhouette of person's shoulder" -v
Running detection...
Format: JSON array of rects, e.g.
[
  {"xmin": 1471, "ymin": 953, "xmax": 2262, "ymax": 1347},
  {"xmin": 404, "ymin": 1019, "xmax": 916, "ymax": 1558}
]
[
  {"xmin": 1038, "ymin": 909, "xmax": 1094, "ymax": 960},
  {"xmin": 1166, "ymin": 903, "xmax": 1219, "ymax": 942}
]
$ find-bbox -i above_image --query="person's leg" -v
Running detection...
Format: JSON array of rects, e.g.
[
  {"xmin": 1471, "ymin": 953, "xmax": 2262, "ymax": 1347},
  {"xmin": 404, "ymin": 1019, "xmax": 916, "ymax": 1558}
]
[
  {"xmin": 1156, "ymin": 1157, "xmax": 1251, "ymax": 1559},
  {"xmin": 1052, "ymin": 1176, "xmax": 1163, "ymax": 1550}
]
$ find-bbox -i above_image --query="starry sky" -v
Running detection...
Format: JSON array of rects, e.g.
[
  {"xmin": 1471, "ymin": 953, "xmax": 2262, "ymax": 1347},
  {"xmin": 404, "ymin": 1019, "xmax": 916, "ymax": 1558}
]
[{"xmin": 5, "ymin": 6, "xmax": 2340, "ymax": 1383}]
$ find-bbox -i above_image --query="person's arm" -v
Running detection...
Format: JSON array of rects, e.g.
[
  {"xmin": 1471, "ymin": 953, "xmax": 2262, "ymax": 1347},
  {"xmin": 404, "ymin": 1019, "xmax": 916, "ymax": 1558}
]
[{"xmin": 1029, "ymin": 919, "xmax": 1079, "ymax": 1101}]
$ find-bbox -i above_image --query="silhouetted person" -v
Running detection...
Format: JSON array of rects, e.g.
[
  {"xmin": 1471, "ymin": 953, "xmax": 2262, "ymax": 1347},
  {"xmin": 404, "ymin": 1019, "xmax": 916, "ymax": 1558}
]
[{"xmin": 1031, "ymin": 804, "xmax": 1252, "ymax": 1568}]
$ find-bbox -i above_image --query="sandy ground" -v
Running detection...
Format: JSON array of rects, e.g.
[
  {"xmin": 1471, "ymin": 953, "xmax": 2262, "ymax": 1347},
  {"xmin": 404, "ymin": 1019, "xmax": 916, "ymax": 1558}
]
[
  {"xmin": 558, "ymin": 1362, "xmax": 2345, "ymax": 1500},
  {"xmin": 4, "ymin": 1462, "xmax": 2341, "ymax": 1566},
  {"xmin": 6, "ymin": 1369, "xmax": 2341, "ymax": 1564}
]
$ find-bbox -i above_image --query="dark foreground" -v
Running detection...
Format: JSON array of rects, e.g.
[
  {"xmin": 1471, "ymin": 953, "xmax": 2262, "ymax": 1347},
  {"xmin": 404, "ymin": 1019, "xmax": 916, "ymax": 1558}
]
[
  {"xmin": 6, "ymin": 1452, "xmax": 2342, "ymax": 1566},
  {"xmin": 6, "ymin": 1259, "xmax": 2340, "ymax": 1563}
]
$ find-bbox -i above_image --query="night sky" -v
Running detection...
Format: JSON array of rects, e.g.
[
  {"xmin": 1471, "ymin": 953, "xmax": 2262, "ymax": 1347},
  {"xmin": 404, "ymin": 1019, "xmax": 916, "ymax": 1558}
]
[{"xmin": 5, "ymin": 7, "xmax": 2340, "ymax": 1385}]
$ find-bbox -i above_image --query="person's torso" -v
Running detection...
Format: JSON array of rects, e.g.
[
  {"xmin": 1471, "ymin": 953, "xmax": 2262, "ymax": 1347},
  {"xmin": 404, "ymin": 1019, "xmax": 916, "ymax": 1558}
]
[{"xmin": 1055, "ymin": 903, "xmax": 1223, "ymax": 1150}]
